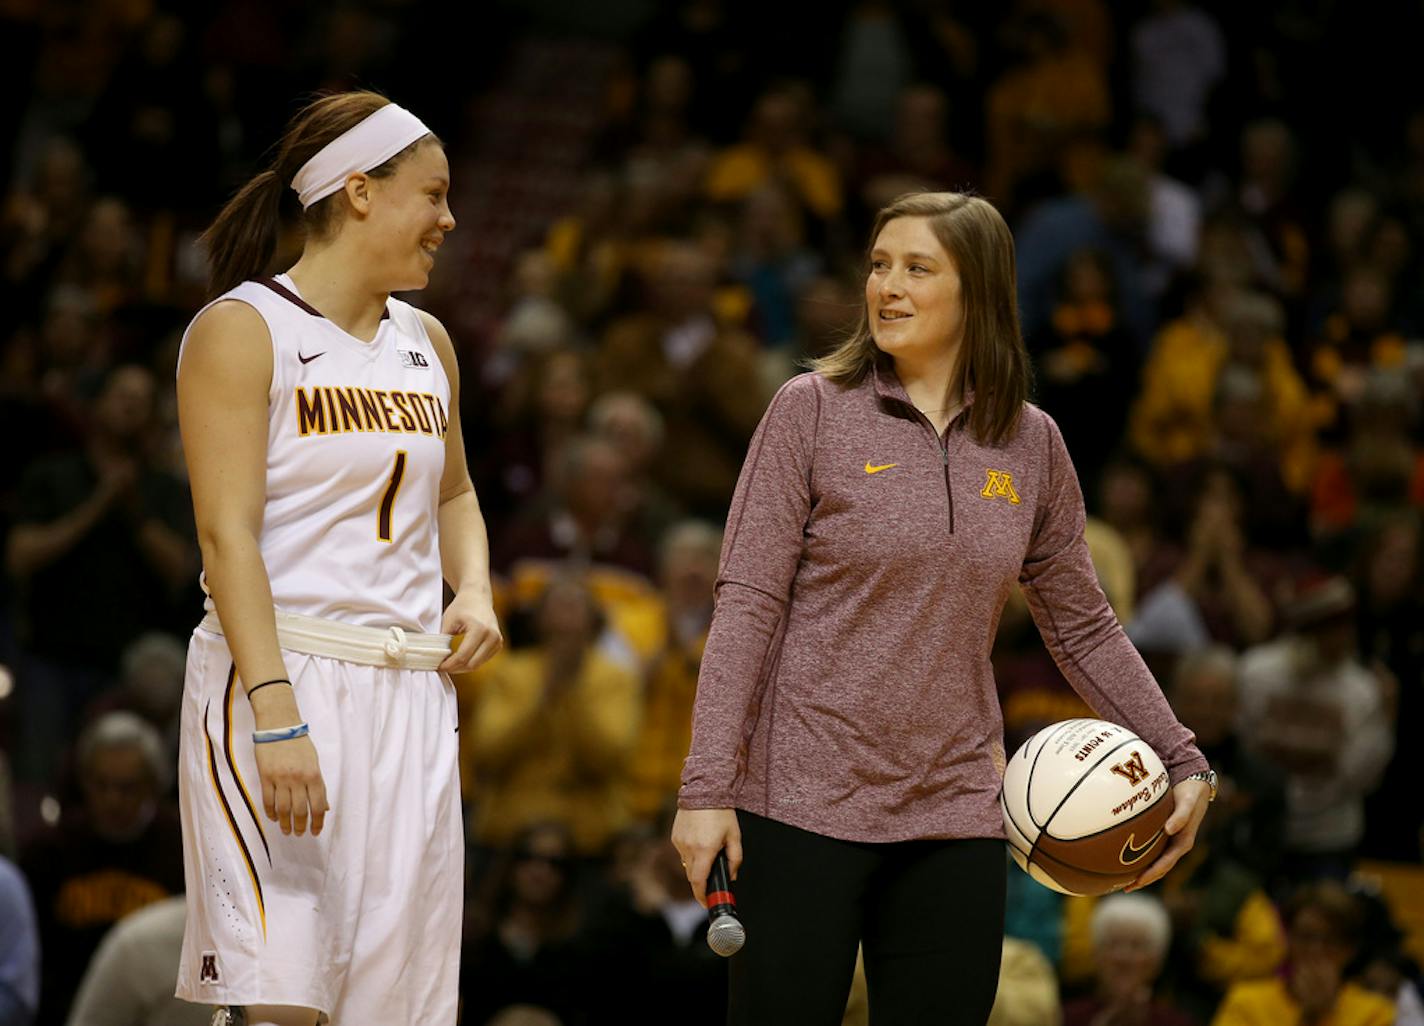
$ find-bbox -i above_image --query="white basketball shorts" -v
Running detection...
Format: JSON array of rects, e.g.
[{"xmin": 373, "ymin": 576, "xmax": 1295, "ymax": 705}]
[{"xmin": 175, "ymin": 624, "xmax": 462, "ymax": 1023}]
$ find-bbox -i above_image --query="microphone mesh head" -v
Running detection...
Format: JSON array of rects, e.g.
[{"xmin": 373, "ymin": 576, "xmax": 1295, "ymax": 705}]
[{"xmin": 707, "ymin": 914, "xmax": 746, "ymax": 956}]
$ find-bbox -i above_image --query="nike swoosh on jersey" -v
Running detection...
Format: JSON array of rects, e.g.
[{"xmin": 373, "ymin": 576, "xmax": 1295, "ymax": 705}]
[
  {"xmin": 864, "ymin": 462, "xmax": 898, "ymax": 474},
  {"xmin": 297, "ymin": 351, "xmax": 325, "ymax": 364},
  {"xmin": 1119, "ymin": 829, "xmax": 1164, "ymax": 865}
]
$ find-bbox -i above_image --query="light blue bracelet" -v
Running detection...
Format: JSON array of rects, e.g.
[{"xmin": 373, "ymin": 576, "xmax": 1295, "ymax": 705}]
[{"xmin": 252, "ymin": 722, "xmax": 310, "ymax": 744}]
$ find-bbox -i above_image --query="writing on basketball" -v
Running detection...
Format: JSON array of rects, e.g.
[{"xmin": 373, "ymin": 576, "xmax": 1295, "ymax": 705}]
[
  {"xmin": 1111, "ymin": 770, "xmax": 1171, "ymax": 818},
  {"xmin": 1071, "ymin": 726, "xmax": 1122, "ymax": 762}
]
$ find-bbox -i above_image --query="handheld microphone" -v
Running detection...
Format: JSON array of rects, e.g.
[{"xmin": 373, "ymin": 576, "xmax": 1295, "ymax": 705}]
[{"xmin": 705, "ymin": 849, "xmax": 746, "ymax": 956}]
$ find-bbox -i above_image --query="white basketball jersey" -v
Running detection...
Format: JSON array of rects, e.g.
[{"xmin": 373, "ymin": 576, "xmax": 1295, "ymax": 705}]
[{"xmin": 180, "ymin": 273, "xmax": 450, "ymax": 632}]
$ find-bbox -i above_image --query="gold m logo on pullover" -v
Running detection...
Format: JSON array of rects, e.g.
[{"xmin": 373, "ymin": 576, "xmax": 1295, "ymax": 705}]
[{"xmin": 980, "ymin": 469, "xmax": 1021, "ymax": 504}]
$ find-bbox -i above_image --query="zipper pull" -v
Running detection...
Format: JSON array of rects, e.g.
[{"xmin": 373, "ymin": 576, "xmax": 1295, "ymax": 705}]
[{"xmin": 940, "ymin": 445, "xmax": 948, "ymax": 465}]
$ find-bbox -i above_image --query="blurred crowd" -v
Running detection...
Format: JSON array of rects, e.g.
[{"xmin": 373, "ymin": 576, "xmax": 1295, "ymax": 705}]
[{"xmin": 3, "ymin": 0, "xmax": 1424, "ymax": 1024}]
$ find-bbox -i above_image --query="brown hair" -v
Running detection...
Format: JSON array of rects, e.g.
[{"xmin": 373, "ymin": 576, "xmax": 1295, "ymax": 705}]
[
  {"xmin": 810, "ymin": 192, "xmax": 1031, "ymax": 446},
  {"xmin": 201, "ymin": 91, "xmax": 437, "ymax": 297},
  {"xmin": 1287, "ymin": 880, "xmax": 1364, "ymax": 949}
]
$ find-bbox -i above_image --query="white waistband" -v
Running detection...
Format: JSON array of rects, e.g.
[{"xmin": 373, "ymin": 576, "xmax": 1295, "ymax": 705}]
[{"xmin": 200, "ymin": 610, "xmax": 453, "ymax": 671}]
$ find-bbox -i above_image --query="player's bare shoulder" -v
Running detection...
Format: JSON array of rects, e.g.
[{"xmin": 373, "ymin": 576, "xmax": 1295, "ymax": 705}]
[
  {"xmin": 415, "ymin": 308, "xmax": 459, "ymax": 391},
  {"xmin": 180, "ymin": 299, "xmax": 274, "ymax": 387}
]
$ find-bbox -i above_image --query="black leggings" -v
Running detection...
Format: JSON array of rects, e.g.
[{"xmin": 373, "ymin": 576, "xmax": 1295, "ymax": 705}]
[{"xmin": 728, "ymin": 811, "xmax": 1006, "ymax": 1026}]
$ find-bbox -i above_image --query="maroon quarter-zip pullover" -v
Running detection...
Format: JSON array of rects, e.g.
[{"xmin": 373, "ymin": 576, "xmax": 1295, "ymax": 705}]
[{"xmin": 679, "ymin": 364, "xmax": 1207, "ymax": 842}]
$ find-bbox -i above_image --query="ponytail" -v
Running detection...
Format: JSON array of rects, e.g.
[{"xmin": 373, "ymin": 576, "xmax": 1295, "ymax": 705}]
[
  {"xmin": 201, "ymin": 169, "xmax": 288, "ymax": 298},
  {"xmin": 197, "ymin": 89, "xmax": 437, "ymax": 300}
]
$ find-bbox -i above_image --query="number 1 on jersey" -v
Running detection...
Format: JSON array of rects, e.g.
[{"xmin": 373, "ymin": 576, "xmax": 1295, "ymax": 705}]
[{"xmin": 378, "ymin": 450, "xmax": 408, "ymax": 543}]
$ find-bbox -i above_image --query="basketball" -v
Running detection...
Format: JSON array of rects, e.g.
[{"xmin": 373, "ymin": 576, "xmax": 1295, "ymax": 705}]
[{"xmin": 1001, "ymin": 718, "xmax": 1176, "ymax": 896}]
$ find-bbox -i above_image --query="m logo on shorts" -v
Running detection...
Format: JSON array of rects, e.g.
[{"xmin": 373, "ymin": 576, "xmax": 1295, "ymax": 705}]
[
  {"xmin": 200, "ymin": 951, "xmax": 221, "ymax": 984},
  {"xmin": 980, "ymin": 469, "xmax": 1021, "ymax": 504},
  {"xmin": 1109, "ymin": 751, "xmax": 1150, "ymax": 786}
]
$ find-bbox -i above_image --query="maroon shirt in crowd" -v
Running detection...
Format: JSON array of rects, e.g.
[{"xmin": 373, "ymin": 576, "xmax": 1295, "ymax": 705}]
[{"xmin": 679, "ymin": 364, "xmax": 1207, "ymax": 841}]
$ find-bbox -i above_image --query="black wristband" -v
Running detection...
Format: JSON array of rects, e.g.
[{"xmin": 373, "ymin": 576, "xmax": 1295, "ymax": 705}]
[{"xmin": 246, "ymin": 678, "xmax": 292, "ymax": 699}]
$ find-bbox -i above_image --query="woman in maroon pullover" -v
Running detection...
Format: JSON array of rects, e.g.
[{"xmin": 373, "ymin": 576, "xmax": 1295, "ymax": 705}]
[{"xmin": 672, "ymin": 192, "xmax": 1214, "ymax": 1026}]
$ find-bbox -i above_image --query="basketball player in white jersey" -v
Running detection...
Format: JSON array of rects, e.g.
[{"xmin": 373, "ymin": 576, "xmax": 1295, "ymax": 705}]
[{"xmin": 173, "ymin": 92, "xmax": 501, "ymax": 1025}]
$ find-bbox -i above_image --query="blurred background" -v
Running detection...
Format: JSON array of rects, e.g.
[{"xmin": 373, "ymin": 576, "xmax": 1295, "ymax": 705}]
[{"xmin": 2, "ymin": 0, "xmax": 1424, "ymax": 1024}]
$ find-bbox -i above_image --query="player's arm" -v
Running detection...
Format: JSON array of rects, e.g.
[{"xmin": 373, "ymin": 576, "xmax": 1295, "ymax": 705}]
[
  {"xmin": 419, "ymin": 309, "xmax": 501, "ymax": 674},
  {"xmin": 178, "ymin": 301, "xmax": 328, "ymax": 836}
]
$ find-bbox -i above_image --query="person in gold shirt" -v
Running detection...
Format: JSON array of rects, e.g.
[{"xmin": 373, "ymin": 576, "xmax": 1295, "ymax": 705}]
[
  {"xmin": 468, "ymin": 576, "xmax": 641, "ymax": 855},
  {"xmin": 1211, "ymin": 881, "xmax": 1395, "ymax": 1026}
]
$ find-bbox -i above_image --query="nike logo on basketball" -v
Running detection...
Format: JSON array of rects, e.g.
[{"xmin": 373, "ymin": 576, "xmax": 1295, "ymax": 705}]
[
  {"xmin": 865, "ymin": 462, "xmax": 898, "ymax": 474},
  {"xmin": 298, "ymin": 351, "xmax": 325, "ymax": 364},
  {"xmin": 1119, "ymin": 830, "xmax": 1162, "ymax": 866}
]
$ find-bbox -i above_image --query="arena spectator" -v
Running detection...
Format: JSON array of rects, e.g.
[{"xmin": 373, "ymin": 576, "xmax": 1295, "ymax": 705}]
[
  {"xmin": 1159, "ymin": 652, "xmax": 1288, "ymax": 1020},
  {"xmin": 0, "ymin": 136, "xmax": 93, "ymax": 327},
  {"xmin": 6, "ymin": 364, "xmax": 195, "ymax": 785},
  {"xmin": 703, "ymin": 85, "xmax": 843, "ymax": 224},
  {"xmin": 826, "ymin": 2, "xmax": 914, "ymax": 143},
  {"xmin": 1228, "ymin": 119, "xmax": 1311, "ymax": 302},
  {"xmin": 64, "ymin": 895, "xmax": 208, "ymax": 1026},
  {"xmin": 987, "ymin": 937, "xmax": 1061, "ymax": 1026},
  {"xmin": 495, "ymin": 435, "xmax": 654, "ymax": 581},
  {"xmin": 480, "ymin": 347, "xmax": 594, "ymax": 536},
  {"xmin": 0, "ymin": 852, "xmax": 38, "ymax": 1026},
  {"xmin": 1064, "ymin": 893, "xmax": 1199, "ymax": 1026},
  {"xmin": 1130, "ymin": 289, "xmax": 1314, "ymax": 495},
  {"xmin": 595, "ymin": 240, "xmax": 769, "ymax": 517},
  {"xmin": 1124, "ymin": 113, "xmax": 1203, "ymax": 299},
  {"xmin": 1029, "ymin": 247, "xmax": 1140, "ymax": 494},
  {"xmin": 1014, "ymin": 157, "xmax": 1155, "ymax": 351},
  {"xmin": 729, "ymin": 182, "xmax": 823, "ymax": 350},
  {"xmin": 984, "ymin": 9, "xmax": 1110, "ymax": 215},
  {"xmin": 1353, "ymin": 512, "xmax": 1424, "ymax": 861},
  {"xmin": 467, "ymin": 576, "xmax": 641, "ymax": 855},
  {"xmin": 462, "ymin": 823, "xmax": 594, "ymax": 1026},
  {"xmin": 627, "ymin": 520, "xmax": 720, "ymax": 823},
  {"xmin": 1129, "ymin": 464, "xmax": 1281, "ymax": 653},
  {"xmin": 854, "ymin": 84, "xmax": 978, "ymax": 214},
  {"xmin": 1211, "ymin": 882, "xmax": 1394, "ymax": 1026},
  {"xmin": 1236, "ymin": 578, "xmax": 1393, "ymax": 883},
  {"xmin": 584, "ymin": 808, "xmax": 726, "ymax": 1026},
  {"xmin": 1168, "ymin": 646, "xmax": 1287, "ymax": 877},
  {"xmin": 586, "ymin": 390, "xmax": 683, "ymax": 555},
  {"xmin": 20, "ymin": 712, "xmax": 183, "ymax": 1025},
  {"xmin": 1310, "ymin": 369, "xmax": 1424, "ymax": 546},
  {"xmin": 1129, "ymin": 0, "xmax": 1226, "ymax": 158}
]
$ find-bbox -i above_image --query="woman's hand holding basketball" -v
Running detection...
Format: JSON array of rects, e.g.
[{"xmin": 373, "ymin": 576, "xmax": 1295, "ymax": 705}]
[
  {"xmin": 251, "ymin": 686, "xmax": 329, "ymax": 837},
  {"xmin": 671, "ymin": 808, "xmax": 742, "ymax": 907},
  {"xmin": 1125, "ymin": 778, "xmax": 1211, "ymax": 892}
]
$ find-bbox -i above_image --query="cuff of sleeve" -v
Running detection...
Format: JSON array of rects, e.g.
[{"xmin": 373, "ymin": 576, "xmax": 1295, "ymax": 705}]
[
  {"xmin": 677, "ymin": 791, "xmax": 737, "ymax": 810},
  {"xmin": 1167, "ymin": 757, "xmax": 1211, "ymax": 786}
]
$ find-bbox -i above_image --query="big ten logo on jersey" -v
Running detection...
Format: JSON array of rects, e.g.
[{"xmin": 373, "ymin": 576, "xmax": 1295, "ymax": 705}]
[
  {"xmin": 293, "ymin": 386, "xmax": 448, "ymax": 439},
  {"xmin": 398, "ymin": 349, "xmax": 429, "ymax": 369}
]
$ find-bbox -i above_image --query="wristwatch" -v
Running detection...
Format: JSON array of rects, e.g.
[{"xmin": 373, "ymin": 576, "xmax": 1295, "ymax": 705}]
[{"xmin": 1185, "ymin": 769, "xmax": 1218, "ymax": 803}]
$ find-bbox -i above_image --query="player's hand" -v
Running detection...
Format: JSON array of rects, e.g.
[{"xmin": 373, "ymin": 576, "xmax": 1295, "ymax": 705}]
[
  {"xmin": 250, "ymin": 685, "xmax": 328, "ymax": 836},
  {"xmin": 439, "ymin": 589, "xmax": 502, "ymax": 673},
  {"xmin": 1125, "ymin": 778, "xmax": 1210, "ymax": 891},
  {"xmin": 671, "ymin": 807, "xmax": 741, "ymax": 907},
  {"xmin": 255, "ymin": 735, "xmax": 329, "ymax": 837}
]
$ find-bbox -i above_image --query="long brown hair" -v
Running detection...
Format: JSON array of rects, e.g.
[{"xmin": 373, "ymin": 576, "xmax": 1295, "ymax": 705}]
[
  {"xmin": 811, "ymin": 192, "xmax": 1031, "ymax": 446},
  {"xmin": 201, "ymin": 91, "xmax": 437, "ymax": 297}
]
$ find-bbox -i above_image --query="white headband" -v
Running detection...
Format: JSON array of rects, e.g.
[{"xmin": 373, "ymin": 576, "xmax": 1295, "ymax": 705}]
[{"xmin": 290, "ymin": 103, "xmax": 431, "ymax": 209}]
